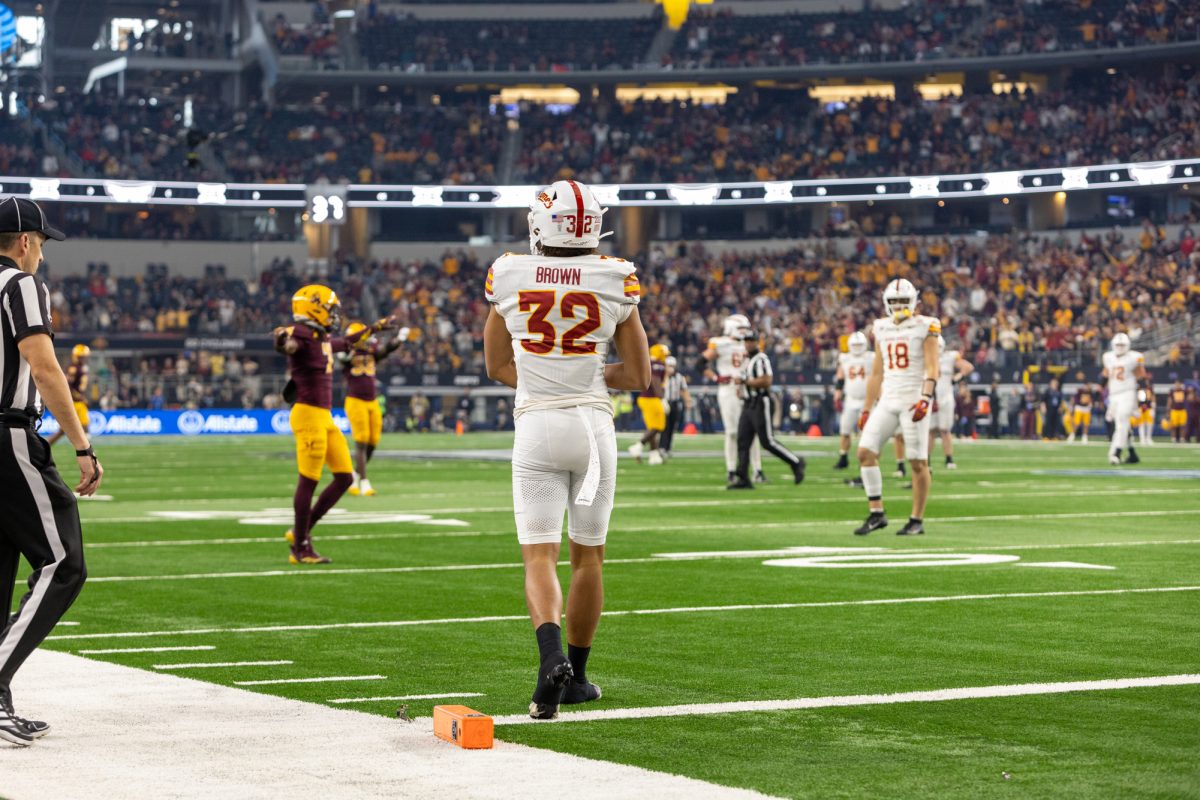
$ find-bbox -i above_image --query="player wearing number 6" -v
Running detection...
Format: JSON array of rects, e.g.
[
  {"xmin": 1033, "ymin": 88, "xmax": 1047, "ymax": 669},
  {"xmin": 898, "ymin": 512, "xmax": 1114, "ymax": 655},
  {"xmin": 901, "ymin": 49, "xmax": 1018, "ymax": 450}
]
[
  {"xmin": 854, "ymin": 278, "xmax": 941, "ymax": 537},
  {"xmin": 484, "ymin": 179, "xmax": 650, "ymax": 721}
]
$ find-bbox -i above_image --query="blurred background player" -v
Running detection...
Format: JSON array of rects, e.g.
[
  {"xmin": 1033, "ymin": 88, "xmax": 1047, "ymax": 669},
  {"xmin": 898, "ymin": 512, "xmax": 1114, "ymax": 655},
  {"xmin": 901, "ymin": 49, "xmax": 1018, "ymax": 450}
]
[
  {"xmin": 274, "ymin": 285, "xmax": 376, "ymax": 564},
  {"xmin": 930, "ymin": 336, "xmax": 973, "ymax": 469},
  {"xmin": 1168, "ymin": 379, "xmax": 1188, "ymax": 444},
  {"xmin": 339, "ymin": 319, "xmax": 405, "ymax": 496},
  {"xmin": 1067, "ymin": 379, "xmax": 1096, "ymax": 443},
  {"xmin": 628, "ymin": 344, "xmax": 669, "ymax": 465},
  {"xmin": 834, "ymin": 331, "xmax": 872, "ymax": 470},
  {"xmin": 700, "ymin": 314, "xmax": 763, "ymax": 483},
  {"xmin": 727, "ymin": 332, "xmax": 805, "ymax": 489},
  {"xmin": 483, "ymin": 179, "xmax": 649, "ymax": 720},
  {"xmin": 659, "ymin": 356, "xmax": 691, "ymax": 459},
  {"xmin": 1102, "ymin": 332, "xmax": 1146, "ymax": 465},
  {"xmin": 46, "ymin": 345, "xmax": 90, "ymax": 447},
  {"xmin": 855, "ymin": 279, "xmax": 940, "ymax": 537},
  {"xmin": 1132, "ymin": 378, "xmax": 1155, "ymax": 446}
]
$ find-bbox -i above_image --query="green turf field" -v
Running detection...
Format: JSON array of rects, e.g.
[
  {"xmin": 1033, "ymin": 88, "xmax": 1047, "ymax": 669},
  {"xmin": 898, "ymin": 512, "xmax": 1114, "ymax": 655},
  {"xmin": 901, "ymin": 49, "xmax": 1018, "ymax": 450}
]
[{"xmin": 28, "ymin": 432, "xmax": 1200, "ymax": 798}]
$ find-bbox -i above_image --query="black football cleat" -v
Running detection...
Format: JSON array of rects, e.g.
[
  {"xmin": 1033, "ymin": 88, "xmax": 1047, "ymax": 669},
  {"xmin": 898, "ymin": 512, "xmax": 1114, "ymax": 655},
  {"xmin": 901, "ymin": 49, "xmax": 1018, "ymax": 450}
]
[
  {"xmin": 561, "ymin": 678, "xmax": 603, "ymax": 705},
  {"xmin": 726, "ymin": 477, "xmax": 754, "ymax": 490},
  {"xmin": 1124, "ymin": 451, "xmax": 1141, "ymax": 464},
  {"xmin": 792, "ymin": 458, "xmax": 807, "ymax": 484},
  {"xmin": 897, "ymin": 518, "xmax": 925, "ymax": 536},
  {"xmin": 845, "ymin": 477, "xmax": 864, "ymax": 488},
  {"xmin": 754, "ymin": 470, "xmax": 768, "ymax": 484},
  {"xmin": 18, "ymin": 718, "xmax": 50, "ymax": 739},
  {"xmin": 0, "ymin": 692, "xmax": 34, "ymax": 747},
  {"xmin": 854, "ymin": 511, "xmax": 888, "ymax": 536},
  {"xmin": 834, "ymin": 453, "xmax": 849, "ymax": 470},
  {"xmin": 529, "ymin": 656, "xmax": 573, "ymax": 720}
]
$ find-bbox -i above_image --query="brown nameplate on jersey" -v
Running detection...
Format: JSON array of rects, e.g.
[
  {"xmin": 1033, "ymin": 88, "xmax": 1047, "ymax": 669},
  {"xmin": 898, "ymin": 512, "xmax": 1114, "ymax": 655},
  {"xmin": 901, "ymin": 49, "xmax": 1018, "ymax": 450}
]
[{"xmin": 535, "ymin": 266, "xmax": 581, "ymax": 285}]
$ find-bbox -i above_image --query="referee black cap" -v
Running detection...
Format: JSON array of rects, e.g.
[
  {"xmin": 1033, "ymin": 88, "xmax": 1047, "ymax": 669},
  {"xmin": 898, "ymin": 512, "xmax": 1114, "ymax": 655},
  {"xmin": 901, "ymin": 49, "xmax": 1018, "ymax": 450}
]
[{"xmin": 0, "ymin": 196, "xmax": 66, "ymax": 241}]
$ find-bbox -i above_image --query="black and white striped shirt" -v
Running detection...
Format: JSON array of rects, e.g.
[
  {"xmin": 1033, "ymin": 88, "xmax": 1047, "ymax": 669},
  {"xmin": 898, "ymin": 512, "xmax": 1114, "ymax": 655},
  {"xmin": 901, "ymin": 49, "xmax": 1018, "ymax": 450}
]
[
  {"xmin": 743, "ymin": 351, "xmax": 773, "ymax": 400},
  {"xmin": 1, "ymin": 256, "xmax": 53, "ymax": 412},
  {"xmin": 664, "ymin": 372, "xmax": 687, "ymax": 404}
]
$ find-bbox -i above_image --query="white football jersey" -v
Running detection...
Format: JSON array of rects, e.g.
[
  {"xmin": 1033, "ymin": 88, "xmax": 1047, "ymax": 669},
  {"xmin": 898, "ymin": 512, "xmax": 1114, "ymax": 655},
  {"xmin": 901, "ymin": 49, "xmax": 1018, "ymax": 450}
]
[
  {"xmin": 1103, "ymin": 350, "xmax": 1144, "ymax": 396},
  {"xmin": 838, "ymin": 351, "xmax": 874, "ymax": 401},
  {"xmin": 486, "ymin": 252, "xmax": 640, "ymax": 416},
  {"xmin": 707, "ymin": 335, "xmax": 747, "ymax": 379},
  {"xmin": 937, "ymin": 349, "xmax": 960, "ymax": 402},
  {"xmin": 872, "ymin": 315, "xmax": 941, "ymax": 399}
]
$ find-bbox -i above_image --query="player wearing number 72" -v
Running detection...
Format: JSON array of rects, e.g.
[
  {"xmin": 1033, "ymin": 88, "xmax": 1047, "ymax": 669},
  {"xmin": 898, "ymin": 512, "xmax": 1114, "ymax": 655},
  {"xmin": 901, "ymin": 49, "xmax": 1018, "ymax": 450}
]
[
  {"xmin": 483, "ymin": 179, "xmax": 650, "ymax": 721},
  {"xmin": 853, "ymin": 278, "xmax": 941, "ymax": 537}
]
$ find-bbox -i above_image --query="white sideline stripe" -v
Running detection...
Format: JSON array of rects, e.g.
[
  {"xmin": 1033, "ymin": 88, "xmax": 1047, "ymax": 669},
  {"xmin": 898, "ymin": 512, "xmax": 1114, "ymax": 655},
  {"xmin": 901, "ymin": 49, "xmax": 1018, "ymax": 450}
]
[
  {"xmin": 235, "ymin": 675, "xmax": 386, "ymax": 686},
  {"xmin": 1017, "ymin": 562, "xmax": 1116, "ymax": 570},
  {"xmin": 328, "ymin": 692, "xmax": 485, "ymax": 704},
  {"xmin": 80, "ymin": 487, "xmax": 1190, "ymax": 528},
  {"xmin": 85, "ymin": 530, "xmax": 511, "ymax": 549},
  {"xmin": 48, "ymin": 585, "xmax": 1200, "ymax": 642},
  {"xmin": 488, "ymin": 674, "xmax": 1200, "ymax": 726},
  {"xmin": 655, "ymin": 538, "xmax": 1200, "ymax": 561},
  {"xmin": 153, "ymin": 660, "xmax": 293, "ymax": 670},
  {"xmin": 6, "ymin": 650, "xmax": 776, "ymax": 800},
  {"xmin": 81, "ymin": 512, "xmax": 1200, "ymax": 584},
  {"xmin": 80, "ymin": 645, "xmax": 217, "ymax": 655}
]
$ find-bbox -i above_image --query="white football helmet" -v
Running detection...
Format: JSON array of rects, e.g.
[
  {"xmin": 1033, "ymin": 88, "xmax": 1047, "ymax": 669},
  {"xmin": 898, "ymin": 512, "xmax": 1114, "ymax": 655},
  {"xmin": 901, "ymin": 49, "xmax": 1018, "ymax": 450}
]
[
  {"xmin": 528, "ymin": 179, "xmax": 611, "ymax": 253},
  {"xmin": 883, "ymin": 278, "xmax": 918, "ymax": 322},
  {"xmin": 848, "ymin": 331, "xmax": 869, "ymax": 355},
  {"xmin": 723, "ymin": 313, "xmax": 752, "ymax": 340},
  {"xmin": 1111, "ymin": 332, "xmax": 1131, "ymax": 355}
]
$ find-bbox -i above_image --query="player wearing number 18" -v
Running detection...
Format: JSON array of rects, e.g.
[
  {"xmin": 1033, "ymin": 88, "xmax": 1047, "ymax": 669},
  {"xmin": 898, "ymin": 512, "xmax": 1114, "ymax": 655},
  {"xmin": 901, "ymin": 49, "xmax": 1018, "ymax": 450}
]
[
  {"xmin": 484, "ymin": 179, "xmax": 650, "ymax": 720},
  {"xmin": 854, "ymin": 279, "xmax": 941, "ymax": 537}
]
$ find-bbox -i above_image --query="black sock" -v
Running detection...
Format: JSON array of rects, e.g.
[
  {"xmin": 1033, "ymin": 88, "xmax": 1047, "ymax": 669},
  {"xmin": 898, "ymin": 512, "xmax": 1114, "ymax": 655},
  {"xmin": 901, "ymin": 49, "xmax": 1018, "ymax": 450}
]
[
  {"xmin": 910, "ymin": 516, "xmax": 922, "ymax": 524},
  {"xmin": 946, "ymin": 455, "xmax": 954, "ymax": 464},
  {"xmin": 567, "ymin": 643, "xmax": 590, "ymax": 683},
  {"xmin": 1128, "ymin": 446, "xmax": 1138, "ymax": 457},
  {"xmin": 535, "ymin": 622, "xmax": 563, "ymax": 664}
]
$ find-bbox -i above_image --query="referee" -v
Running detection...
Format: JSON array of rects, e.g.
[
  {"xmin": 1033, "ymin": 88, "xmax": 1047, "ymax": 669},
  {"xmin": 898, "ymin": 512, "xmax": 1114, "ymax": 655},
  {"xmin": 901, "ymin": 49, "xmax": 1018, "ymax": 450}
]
[
  {"xmin": 659, "ymin": 356, "xmax": 690, "ymax": 457},
  {"xmin": 0, "ymin": 196, "xmax": 101, "ymax": 747},
  {"xmin": 728, "ymin": 334, "xmax": 805, "ymax": 488}
]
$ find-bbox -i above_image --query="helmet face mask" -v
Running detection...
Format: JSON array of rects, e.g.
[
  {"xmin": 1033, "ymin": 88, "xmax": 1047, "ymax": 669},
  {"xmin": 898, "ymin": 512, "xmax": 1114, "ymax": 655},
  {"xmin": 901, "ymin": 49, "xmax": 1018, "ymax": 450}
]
[
  {"xmin": 528, "ymin": 179, "xmax": 611, "ymax": 253},
  {"xmin": 1112, "ymin": 332, "xmax": 1131, "ymax": 355},
  {"xmin": 72, "ymin": 344, "xmax": 91, "ymax": 360},
  {"xmin": 883, "ymin": 279, "xmax": 918, "ymax": 323},
  {"xmin": 848, "ymin": 331, "xmax": 869, "ymax": 355},
  {"xmin": 292, "ymin": 284, "xmax": 341, "ymax": 332}
]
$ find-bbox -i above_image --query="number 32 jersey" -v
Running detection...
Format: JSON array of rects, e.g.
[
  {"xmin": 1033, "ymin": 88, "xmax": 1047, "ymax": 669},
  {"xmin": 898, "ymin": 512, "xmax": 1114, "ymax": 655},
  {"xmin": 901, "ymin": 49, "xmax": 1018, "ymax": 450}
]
[
  {"xmin": 486, "ymin": 252, "xmax": 640, "ymax": 416},
  {"xmin": 871, "ymin": 314, "xmax": 941, "ymax": 400}
]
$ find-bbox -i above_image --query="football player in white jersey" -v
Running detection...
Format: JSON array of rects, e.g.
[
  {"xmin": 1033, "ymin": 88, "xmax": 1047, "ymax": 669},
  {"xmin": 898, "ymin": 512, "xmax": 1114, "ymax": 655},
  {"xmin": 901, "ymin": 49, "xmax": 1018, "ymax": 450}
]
[
  {"xmin": 834, "ymin": 331, "xmax": 873, "ymax": 470},
  {"xmin": 930, "ymin": 336, "xmax": 974, "ymax": 470},
  {"xmin": 854, "ymin": 279, "xmax": 941, "ymax": 536},
  {"xmin": 483, "ymin": 179, "xmax": 650, "ymax": 720},
  {"xmin": 1101, "ymin": 332, "xmax": 1147, "ymax": 465},
  {"xmin": 700, "ymin": 314, "xmax": 763, "ymax": 483}
]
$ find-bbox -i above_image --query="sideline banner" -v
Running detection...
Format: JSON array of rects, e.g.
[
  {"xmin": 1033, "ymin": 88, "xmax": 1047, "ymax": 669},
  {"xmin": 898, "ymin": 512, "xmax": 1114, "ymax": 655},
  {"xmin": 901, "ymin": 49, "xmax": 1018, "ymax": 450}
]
[{"xmin": 37, "ymin": 408, "xmax": 351, "ymax": 437}]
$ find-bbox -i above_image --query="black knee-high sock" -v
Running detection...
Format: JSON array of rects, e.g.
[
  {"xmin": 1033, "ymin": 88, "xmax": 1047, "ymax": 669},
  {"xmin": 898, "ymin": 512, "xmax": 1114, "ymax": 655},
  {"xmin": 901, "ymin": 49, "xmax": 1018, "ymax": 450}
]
[
  {"xmin": 568, "ymin": 643, "xmax": 590, "ymax": 683},
  {"xmin": 536, "ymin": 622, "xmax": 563, "ymax": 664}
]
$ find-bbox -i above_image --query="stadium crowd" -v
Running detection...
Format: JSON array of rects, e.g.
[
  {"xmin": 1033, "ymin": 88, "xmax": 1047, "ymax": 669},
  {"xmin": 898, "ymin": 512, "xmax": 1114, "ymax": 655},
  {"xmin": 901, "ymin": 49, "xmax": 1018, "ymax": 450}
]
[
  {"xmin": 52, "ymin": 225, "xmax": 1200, "ymax": 411},
  {"xmin": 21, "ymin": 67, "xmax": 1198, "ymax": 186}
]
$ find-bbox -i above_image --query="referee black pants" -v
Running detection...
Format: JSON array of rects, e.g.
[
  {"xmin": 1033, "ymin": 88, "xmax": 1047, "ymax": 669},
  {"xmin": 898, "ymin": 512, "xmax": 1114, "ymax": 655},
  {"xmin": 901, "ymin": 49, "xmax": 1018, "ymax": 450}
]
[
  {"xmin": 660, "ymin": 401, "xmax": 684, "ymax": 454},
  {"xmin": 0, "ymin": 426, "xmax": 86, "ymax": 691},
  {"xmin": 735, "ymin": 395, "xmax": 802, "ymax": 480}
]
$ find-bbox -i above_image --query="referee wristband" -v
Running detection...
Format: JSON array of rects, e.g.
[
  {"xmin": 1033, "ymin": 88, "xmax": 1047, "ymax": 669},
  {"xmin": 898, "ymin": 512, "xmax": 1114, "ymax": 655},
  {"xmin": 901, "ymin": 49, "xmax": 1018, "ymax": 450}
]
[{"xmin": 75, "ymin": 446, "xmax": 94, "ymax": 457}]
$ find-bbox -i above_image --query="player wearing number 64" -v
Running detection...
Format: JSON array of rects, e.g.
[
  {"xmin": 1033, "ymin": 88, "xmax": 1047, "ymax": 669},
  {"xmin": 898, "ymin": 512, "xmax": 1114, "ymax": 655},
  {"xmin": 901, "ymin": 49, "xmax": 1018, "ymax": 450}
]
[{"xmin": 483, "ymin": 179, "xmax": 651, "ymax": 721}]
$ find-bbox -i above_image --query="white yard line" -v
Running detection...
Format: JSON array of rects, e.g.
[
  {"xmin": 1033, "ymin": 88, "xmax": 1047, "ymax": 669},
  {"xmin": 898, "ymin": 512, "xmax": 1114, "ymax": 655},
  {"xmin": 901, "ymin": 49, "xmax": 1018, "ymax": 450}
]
[
  {"xmin": 80, "ymin": 487, "xmax": 1190, "ymax": 527},
  {"xmin": 153, "ymin": 660, "xmax": 293, "ymax": 670},
  {"xmin": 47, "ymin": 585, "xmax": 1200, "ymax": 642},
  {"xmin": 6, "ymin": 650, "xmax": 776, "ymax": 800},
  {"xmin": 79, "ymin": 512, "xmax": 1200, "ymax": 584},
  {"xmin": 489, "ymin": 674, "xmax": 1200, "ymax": 726},
  {"xmin": 329, "ymin": 692, "xmax": 485, "ymax": 704},
  {"xmin": 79, "ymin": 645, "xmax": 217, "ymax": 655},
  {"xmin": 234, "ymin": 675, "xmax": 386, "ymax": 686}
]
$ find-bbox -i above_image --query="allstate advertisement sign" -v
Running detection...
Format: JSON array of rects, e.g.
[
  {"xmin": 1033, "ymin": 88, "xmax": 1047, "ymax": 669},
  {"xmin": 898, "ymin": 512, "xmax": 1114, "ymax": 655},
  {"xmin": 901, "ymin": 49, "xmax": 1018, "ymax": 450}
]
[{"xmin": 38, "ymin": 409, "xmax": 351, "ymax": 437}]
